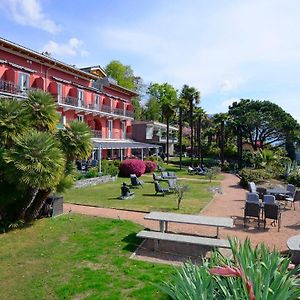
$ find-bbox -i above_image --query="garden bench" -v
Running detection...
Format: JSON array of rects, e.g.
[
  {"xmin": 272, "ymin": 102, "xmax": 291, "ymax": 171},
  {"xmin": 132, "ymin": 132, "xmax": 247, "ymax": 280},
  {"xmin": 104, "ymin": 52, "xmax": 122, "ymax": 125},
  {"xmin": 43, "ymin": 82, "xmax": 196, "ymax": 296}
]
[{"xmin": 137, "ymin": 230, "xmax": 231, "ymax": 250}]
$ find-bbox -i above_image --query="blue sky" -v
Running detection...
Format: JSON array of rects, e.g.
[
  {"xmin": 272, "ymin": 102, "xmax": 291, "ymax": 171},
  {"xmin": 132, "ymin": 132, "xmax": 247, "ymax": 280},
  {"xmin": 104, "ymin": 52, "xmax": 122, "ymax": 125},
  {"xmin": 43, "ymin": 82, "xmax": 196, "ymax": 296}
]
[{"xmin": 0, "ymin": 0, "xmax": 300, "ymax": 121}]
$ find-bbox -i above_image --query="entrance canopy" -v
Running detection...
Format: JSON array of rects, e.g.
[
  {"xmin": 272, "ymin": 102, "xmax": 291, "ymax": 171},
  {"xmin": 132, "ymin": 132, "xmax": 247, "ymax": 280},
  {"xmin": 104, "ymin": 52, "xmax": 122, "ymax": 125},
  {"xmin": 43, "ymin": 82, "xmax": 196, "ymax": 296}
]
[{"xmin": 92, "ymin": 138, "xmax": 160, "ymax": 149}]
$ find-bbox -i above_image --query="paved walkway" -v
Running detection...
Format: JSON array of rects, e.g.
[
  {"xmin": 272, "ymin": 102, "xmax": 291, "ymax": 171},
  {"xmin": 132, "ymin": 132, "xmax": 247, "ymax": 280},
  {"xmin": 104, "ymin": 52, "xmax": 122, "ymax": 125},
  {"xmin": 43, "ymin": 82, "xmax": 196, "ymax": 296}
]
[{"xmin": 64, "ymin": 173, "xmax": 300, "ymax": 252}]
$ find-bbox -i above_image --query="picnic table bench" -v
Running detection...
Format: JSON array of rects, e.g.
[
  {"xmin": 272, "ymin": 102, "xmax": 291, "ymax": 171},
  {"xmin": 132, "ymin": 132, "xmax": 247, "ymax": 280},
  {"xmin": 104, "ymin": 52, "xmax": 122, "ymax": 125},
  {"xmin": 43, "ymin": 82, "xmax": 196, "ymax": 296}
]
[
  {"xmin": 144, "ymin": 211, "xmax": 234, "ymax": 238},
  {"xmin": 137, "ymin": 212, "xmax": 234, "ymax": 252}
]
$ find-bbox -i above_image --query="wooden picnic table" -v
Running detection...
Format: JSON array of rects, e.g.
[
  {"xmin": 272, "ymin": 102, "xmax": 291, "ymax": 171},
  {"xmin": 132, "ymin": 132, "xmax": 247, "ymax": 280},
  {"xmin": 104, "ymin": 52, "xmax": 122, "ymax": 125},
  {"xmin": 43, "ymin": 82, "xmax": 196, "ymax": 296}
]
[{"xmin": 144, "ymin": 211, "xmax": 234, "ymax": 238}]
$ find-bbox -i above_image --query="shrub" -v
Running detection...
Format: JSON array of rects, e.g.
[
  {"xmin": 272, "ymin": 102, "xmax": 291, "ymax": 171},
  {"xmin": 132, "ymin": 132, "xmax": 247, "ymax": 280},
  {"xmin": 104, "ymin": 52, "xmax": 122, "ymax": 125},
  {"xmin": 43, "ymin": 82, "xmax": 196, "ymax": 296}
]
[
  {"xmin": 160, "ymin": 238, "xmax": 300, "ymax": 300},
  {"xmin": 119, "ymin": 159, "xmax": 146, "ymax": 177},
  {"xmin": 101, "ymin": 160, "xmax": 119, "ymax": 177},
  {"xmin": 144, "ymin": 160, "xmax": 156, "ymax": 173},
  {"xmin": 287, "ymin": 171, "xmax": 300, "ymax": 187},
  {"xmin": 85, "ymin": 167, "xmax": 99, "ymax": 178},
  {"xmin": 206, "ymin": 166, "xmax": 221, "ymax": 182},
  {"xmin": 239, "ymin": 168, "xmax": 271, "ymax": 188}
]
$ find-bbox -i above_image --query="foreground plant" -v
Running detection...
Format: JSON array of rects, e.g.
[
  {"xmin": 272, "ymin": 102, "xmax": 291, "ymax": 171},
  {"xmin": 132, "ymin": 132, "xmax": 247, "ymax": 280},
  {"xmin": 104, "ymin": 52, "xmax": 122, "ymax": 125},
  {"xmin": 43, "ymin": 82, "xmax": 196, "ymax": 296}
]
[{"xmin": 160, "ymin": 238, "xmax": 300, "ymax": 299}]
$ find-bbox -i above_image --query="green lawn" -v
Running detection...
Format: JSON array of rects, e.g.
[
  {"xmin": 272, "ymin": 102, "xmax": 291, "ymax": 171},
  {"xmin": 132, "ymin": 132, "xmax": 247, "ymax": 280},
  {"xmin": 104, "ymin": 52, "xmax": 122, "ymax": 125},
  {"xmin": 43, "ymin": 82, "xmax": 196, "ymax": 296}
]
[
  {"xmin": 64, "ymin": 175, "xmax": 218, "ymax": 214},
  {"xmin": 0, "ymin": 214, "xmax": 173, "ymax": 299}
]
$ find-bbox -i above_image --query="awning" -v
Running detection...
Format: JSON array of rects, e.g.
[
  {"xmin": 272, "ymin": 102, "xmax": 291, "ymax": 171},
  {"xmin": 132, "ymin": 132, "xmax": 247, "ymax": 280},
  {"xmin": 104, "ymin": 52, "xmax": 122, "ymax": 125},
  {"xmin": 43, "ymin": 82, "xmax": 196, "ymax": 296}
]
[{"xmin": 92, "ymin": 138, "xmax": 160, "ymax": 149}]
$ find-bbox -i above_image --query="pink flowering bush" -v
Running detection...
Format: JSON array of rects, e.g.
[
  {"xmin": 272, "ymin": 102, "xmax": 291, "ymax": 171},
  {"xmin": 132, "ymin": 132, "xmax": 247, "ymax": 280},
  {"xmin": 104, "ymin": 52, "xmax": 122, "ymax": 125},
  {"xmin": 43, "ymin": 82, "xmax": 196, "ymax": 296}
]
[
  {"xmin": 144, "ymin": 160, "xmax": 157, "ymax": 173},
  {"xmin": 119, "ymin": 159, "xmax": 146, "ymax": 177}
]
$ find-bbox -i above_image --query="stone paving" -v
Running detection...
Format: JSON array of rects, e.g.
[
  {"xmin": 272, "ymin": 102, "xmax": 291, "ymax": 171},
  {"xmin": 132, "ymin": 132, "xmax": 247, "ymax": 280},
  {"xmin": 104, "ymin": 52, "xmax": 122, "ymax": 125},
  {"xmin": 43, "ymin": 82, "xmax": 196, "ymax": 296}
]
[{"xmin": 64, "ymin": 173, "xmax": 300, "ymax": 252}]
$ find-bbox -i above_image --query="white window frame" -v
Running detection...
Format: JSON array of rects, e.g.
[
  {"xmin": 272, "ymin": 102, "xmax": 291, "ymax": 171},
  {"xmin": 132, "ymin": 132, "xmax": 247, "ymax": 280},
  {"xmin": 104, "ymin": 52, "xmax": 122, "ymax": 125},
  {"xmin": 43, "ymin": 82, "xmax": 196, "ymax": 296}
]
[
  {"xmin": 121, "ymin": 121, "xmax": 126, "ymax": 139},
  {"xmin": 94, "ymin": 94, "xmax": 100, "ymax": 110},
  {"xmin": 57, "ymin": 82, "xmax": 63, "ymax": 103},
  {"xmin": 77, "ymin": 115, "xmax": 84, "ymax": 122},
  {"xmin": 18, "ymin": 72, "xmax": 30, "ymax": 91},
  {"xmin": 78, "ymin": 89, "xmax": 84, "ymax": 107},
  {"xmin": 108, "ymin": 119, "xmax": 113, "ymax": 139}
]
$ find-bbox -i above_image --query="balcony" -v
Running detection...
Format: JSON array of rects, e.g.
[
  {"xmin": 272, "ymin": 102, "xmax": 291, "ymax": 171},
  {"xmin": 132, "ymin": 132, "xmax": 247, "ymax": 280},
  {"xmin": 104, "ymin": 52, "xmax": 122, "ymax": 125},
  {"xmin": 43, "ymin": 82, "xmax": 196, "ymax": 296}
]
[
  {"xmin": 91, "ymin": 130, "xmax": 102, "ymax": 138},
  {"xmin": 125, "ymin": 110, "xmax": 134, "ymax": 118},
  {"xmin": 0, "ymin": 80, "xmax": 19, "ymax": 94},
  {"xmin": 101, "ymin": 105, "xmax": 111, "ymax": 113},
  {"xmin": 114, "ymin": 108, "xmax": 124, "ymax": 116}
]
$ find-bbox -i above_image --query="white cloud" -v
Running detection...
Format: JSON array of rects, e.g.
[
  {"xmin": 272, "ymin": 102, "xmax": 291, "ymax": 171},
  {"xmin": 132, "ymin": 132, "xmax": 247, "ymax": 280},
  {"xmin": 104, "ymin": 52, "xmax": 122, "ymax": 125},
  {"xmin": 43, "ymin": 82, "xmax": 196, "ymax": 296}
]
[
  {"xmin": 42, "ymin": 38, "xmax": 89, "ymax": 57},
  {"xmin": 0, "ymin": 0, "xmax": 60, "ymax": 33}
]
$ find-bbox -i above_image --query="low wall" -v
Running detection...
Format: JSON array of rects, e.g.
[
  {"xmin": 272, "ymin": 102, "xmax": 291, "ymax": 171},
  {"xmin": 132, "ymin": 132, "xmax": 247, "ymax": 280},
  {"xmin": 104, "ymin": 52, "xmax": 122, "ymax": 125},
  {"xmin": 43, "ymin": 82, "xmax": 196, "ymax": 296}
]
[{"xmin": 75, "ymin": 175, "xmax": 115, "ymax": 188}]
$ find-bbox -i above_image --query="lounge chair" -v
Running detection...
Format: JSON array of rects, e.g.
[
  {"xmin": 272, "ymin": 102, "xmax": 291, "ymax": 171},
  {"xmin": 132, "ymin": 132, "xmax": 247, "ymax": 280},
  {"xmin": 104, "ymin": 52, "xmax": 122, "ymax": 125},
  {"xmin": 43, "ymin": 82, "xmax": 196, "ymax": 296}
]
[
  {"xmin": 120, "ymin": 182, "xmax": 134, "ymax": 200},
  {"xmin": 153, "ymin": 173, "xmax": 162, "ymax": 181},
  {"xmin": 264, "ymin": 203, "xmax": 281, "ymax": 231},
  {"xmin": 244, "ymin": 202, "xmax": 261, "ymax": 228},
  {"xmin": 161, "ymin": 171, "xmax": 177, "ymax": 180},
  {"xmin": 130, "ymin": 174, "xmax": 144, "ymax": 188},
  {"xmin": 154, "ymin": 181, "xmax": 170, "ymax": 196}
]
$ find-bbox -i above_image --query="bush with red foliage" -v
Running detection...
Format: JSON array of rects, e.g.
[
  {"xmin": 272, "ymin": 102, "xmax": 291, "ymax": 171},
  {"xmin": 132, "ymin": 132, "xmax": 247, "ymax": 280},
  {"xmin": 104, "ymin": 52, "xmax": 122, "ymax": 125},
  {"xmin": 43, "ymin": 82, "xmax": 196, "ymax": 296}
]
[
  {"xmin": 119, "ymin": 159, "xmax": 146, "ymax": 177},
  {"xmin": 144, "ymin": 160, "xmax": 157, "ymax": 173}
]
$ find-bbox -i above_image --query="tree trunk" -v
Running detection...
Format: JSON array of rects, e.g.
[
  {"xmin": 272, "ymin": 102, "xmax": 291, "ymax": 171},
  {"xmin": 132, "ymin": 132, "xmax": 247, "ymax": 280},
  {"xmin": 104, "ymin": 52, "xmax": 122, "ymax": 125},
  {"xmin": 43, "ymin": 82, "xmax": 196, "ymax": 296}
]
[
  {"xmin": 18, "ymin": 188, "xmax": 38, "ymax": 220},
  {"xmin": 24, "ymin": 189, "xmax": 51, "ymax": 222},
  {"xmin": 237, "ymin": 126, "xmax": 243, "ymax": 169},
  {"xmin": 197, "ymin": 115, "xmax": 201, "ymax": 165},
  {"xmin": 166, "ymin": 116, "xmax": 170, "ymax": 164},
  {"xmin": 179, "ymin": 106, "xmax": 183, "ymax": 170},
  {"xmin": 190, "ymin": 100, "xmax": 194, "ymax": 166},
  {"xmin": 220, "ymin": 120, "xmax": 225, "ymax": 166}
]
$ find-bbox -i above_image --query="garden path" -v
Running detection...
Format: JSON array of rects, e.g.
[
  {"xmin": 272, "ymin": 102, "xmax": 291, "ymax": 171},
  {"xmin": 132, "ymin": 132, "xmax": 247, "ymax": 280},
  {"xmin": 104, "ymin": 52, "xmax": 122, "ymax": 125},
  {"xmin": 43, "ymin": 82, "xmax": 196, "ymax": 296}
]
[{"xmin": 64, "ymin": 173, "xmax": 300, "ymax": 252}]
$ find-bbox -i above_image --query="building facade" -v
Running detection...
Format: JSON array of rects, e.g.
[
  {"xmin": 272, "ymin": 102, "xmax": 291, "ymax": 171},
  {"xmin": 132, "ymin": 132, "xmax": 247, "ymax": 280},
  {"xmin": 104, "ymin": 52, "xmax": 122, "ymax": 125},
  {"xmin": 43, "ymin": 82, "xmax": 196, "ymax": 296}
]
[
  {"xmin": 132, "ymin": 121, "xmax": 178, "ymax": 155},
  {"xmin": 0, "ymin": 37, "xmax": 158, "ymax": 160}
]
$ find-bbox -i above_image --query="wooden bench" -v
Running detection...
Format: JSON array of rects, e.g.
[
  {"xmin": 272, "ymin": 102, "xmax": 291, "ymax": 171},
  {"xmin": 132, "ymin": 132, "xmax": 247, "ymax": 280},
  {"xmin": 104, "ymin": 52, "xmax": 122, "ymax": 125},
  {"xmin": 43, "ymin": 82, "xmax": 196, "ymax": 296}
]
[{"xmin": 137, "ymin": 230, "xmax": 231, "ymax": 250}]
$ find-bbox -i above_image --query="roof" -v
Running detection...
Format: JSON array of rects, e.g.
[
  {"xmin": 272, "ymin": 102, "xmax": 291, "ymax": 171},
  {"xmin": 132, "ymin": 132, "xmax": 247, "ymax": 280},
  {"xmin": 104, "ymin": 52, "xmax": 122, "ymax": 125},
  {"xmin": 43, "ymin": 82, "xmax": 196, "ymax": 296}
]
[
  {"xmin": 80, "ymin": 65, "xmax": 107, "ymax": 78},
  {"xmin": 0, "ymin": 37, "xmax": 98, "ymax": 80},
  {"xmin": 92, "ymin": 139, "xmax": 160, "ymax": 149}
]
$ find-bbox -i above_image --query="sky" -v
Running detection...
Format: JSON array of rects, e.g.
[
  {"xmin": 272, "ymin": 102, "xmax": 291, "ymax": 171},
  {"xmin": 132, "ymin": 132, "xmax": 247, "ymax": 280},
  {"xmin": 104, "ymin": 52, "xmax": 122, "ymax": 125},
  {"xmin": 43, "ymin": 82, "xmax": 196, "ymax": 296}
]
[{"xmin": 0, "ymin": 0, "xmax": 300, "ymax": 121}]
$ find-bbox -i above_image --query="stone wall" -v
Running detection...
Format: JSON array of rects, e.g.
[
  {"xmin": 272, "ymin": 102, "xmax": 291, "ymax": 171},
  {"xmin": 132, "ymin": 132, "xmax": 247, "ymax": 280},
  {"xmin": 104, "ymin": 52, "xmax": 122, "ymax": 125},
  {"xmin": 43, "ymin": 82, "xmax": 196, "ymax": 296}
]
[{"xmin": 74, "ymin": 175, "xmax": 115, "ymax": 188}]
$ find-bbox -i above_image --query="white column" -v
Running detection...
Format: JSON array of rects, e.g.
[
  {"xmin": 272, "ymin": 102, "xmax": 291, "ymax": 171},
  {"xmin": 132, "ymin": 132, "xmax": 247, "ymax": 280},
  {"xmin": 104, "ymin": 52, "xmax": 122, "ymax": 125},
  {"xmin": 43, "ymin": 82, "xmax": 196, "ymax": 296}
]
[
  {"xmin": 141, "ymin": 148, "xmax": 144, "ymax": 160},
  {"xmin": 120, "ymin": 149, "xmax": 123, "ymax": 161},
  {"xmin": 98, "ymin": 144, "xmax": 102, "ymax": 174}
]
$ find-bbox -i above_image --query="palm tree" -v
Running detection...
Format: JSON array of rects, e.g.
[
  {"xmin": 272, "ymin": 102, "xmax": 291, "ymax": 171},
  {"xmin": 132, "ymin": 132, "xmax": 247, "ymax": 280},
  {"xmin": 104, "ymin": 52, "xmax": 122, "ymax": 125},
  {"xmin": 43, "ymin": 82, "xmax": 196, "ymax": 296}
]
[
  {"xmin": 161, "ymin": 101, "xmax": 176, "ymax": 164},
  {"xmin": 0, "ymin": 98, "xmax": 28, "ymax": 148},
  {"xmin": 180, "ymin": 85, "xmax": 200, "ymax": 166},
  {"xmin": 194, "ymin": 107, "xmax": 206, "ymax": 165},
  {"xmin": 178, "ymin": 98, "xmax": 187, "ymax": 170},
  {"xmin": 57, "ymin": 121, "xmax": 93, "ymax": 162},
  {"xmin": 24, "ymin": 90, "xmax": 59, "ymax": 133},
  {"xmin": 213, "ymin": 113, "xmax": 229, "ymax": 166},
  {"xmin": 3, "ymin": 130, "xmax": 65, "ymax": 221}
]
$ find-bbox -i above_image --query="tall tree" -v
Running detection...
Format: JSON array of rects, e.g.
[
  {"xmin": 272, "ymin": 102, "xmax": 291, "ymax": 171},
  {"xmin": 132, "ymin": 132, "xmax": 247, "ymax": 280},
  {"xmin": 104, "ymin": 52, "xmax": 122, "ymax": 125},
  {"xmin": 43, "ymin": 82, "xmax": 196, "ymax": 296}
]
[
  {"xmin": 143, "ymin": 97, "xmax": 161, "ymax": 121},
  {"xmin": 180, "ymin": 85, "xmax": 200, "ymax": 166},
  {"xmin": 148, "ymin": 83, "xmax": 178, "ymax": 163},
  {"xmin": 194, "ymin": 107, "xmax": 206, "ymax": 165},
  {"xmin": 105, "ymin": 60, "xmax": 144, "ymax": 120},
  {"xmin": 229, "ymin": 100, "xmax": 300, "ymax": 159}
]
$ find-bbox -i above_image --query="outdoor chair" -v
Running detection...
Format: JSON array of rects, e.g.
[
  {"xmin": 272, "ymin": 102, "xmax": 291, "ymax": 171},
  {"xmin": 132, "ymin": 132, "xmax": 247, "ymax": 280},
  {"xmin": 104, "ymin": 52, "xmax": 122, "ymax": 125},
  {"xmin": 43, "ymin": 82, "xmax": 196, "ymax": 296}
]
[
  {"xmin": 130, "ymin": 174, "xmax": 144, "ymax": 188},
  {"xmin": 244, "ymin": 202, "xmax": 261, "ymax": 228},
  {"xmin": 283, "ymin": 190, "xmax": 300, "ymax": 210},
  {"xmin": 153, "ymin": 173, "xmax": 162, "ymax": 181},
  {"xmin": 161, "ymin": 171, "xmax": 177, "ymax": 180},
  {"xmin": 264, "ymin": 203, "xmax": 281, "ymax": 231},
  {"xmin": 188, "ymin": 166, "xmax": 196, "ymax": 175},
  {"xmin": 263, "ymin": 195, "xmax": 276, "ymax": 204},
  {"xmin": 167, "ymin": 179, "xmax": 177, "ymax": 191},
  {"xmin": 154, "ymin": 181, "xmax": 170, "ymax": 196},
  {"xmin": 256, "ymin": 187, "xmax": 267, "ymax": 199},
  {"xmin": 248, "ymin": 182, "xmax": 257, "ymax": 193},
  {"xmin": 246, "ymin": 192, "xmax": 259, "ymax": 203},
  {"xmin": 286, "ymin": 184, "xmax": 296, "ymax": 197}
]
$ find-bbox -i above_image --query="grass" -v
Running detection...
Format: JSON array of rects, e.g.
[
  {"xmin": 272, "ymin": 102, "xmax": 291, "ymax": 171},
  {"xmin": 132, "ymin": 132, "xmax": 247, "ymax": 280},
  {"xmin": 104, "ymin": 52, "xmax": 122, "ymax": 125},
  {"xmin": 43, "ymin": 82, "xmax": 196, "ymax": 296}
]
[
  {"xmin": 0, "ymin": 214, "xmax": 173, "ymax": 299},
  {"xmin": 64, "ymin": 175, "xmax": 218, "ymax": 214}
]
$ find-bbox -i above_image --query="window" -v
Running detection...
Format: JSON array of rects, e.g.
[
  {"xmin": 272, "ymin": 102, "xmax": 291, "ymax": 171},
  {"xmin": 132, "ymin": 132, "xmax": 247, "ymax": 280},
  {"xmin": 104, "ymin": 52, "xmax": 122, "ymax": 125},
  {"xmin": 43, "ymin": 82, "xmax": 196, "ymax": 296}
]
[
  {"xmin": 77, "ymin": 115, "xmax": 84, "ymax": 122},
  {"xmin": 18, "ymin": 72, "xmax": 30, "ymax": 91},
  {"xmin": 121, "ymin": 121, "xmax": 126, "ymax": 139},
  {"xmin": 78, "ymin": 89, "xmax": 84, "ymax": 107},
  {"xmin": 94, "ymin": 95, "xmax": 100, "ymax": 110},
  {"xmin": 108, "ymin": 119, "xmax": 113, "ymax": 139},
  {"xmin": 146, "ymin": 126, "xmax": 154, "ymax": 139},
  {"xmin": 57, "ymin": 83, "xmax": 63, "ymax": 103}
]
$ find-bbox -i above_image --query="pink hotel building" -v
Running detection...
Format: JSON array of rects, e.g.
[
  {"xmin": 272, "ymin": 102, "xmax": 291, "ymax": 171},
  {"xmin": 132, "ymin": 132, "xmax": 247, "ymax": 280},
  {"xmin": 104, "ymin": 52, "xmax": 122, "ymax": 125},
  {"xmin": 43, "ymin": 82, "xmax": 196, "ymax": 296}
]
[{"xmin": 0, "ymin": 37, "xmax": 158, "ymax": 160}]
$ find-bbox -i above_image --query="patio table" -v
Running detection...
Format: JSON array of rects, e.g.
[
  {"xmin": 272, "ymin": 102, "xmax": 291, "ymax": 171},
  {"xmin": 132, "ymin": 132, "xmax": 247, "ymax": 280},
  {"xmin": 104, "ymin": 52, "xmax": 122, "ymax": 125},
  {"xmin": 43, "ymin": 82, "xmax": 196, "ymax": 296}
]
[
  {"xmin": 266, "ymin": 188, "xmax": 288, "ymax": 199},
  {"xmin": 287, "ymin": 235, "xmax": 300, "ymax": 264}
]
